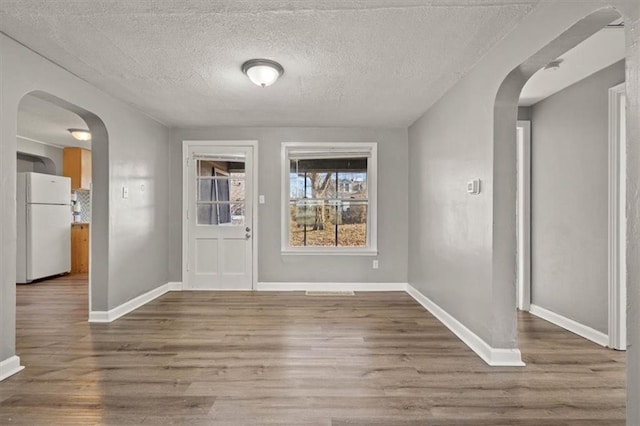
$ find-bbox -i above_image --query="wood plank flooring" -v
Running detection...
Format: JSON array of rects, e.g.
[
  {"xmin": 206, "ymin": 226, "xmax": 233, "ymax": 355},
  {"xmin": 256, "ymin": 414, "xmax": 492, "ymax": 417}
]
[{"xmin": 0, "ymin": 274, "xmax": 626, "ymax": 425}]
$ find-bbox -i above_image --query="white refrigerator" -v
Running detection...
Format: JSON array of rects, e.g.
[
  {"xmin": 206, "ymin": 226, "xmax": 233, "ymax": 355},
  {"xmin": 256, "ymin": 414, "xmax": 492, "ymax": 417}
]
[{"xmin": 16, "ymin": 172, "xmax": 72, "ymax": 283}]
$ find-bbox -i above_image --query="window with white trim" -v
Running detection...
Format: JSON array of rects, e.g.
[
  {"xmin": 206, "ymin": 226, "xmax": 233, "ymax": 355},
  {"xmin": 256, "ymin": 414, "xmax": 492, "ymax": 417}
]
[{"xmin": 282, "ymin": 142, "xmax": 377, "ymax": 254}]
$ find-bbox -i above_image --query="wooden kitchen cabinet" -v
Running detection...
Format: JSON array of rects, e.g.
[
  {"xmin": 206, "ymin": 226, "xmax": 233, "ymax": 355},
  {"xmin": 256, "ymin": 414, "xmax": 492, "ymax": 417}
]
[
  {"xmin": 63, "ymin": 147, "xmax": 92, "ymax": 190},
  {"xmin": 71, "ymin": 223, "xmax": 89, "ymax": 274}
]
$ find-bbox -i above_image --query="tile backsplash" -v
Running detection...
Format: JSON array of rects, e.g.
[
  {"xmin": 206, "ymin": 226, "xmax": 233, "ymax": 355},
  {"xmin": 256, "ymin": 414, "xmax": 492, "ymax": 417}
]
[{"xmin": 74, "ymin": 190, "xmax": 91, "ymax": 222}]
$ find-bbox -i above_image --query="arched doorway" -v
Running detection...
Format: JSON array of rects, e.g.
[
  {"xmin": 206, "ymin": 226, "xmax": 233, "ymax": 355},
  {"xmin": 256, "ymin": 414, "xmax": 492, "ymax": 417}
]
[
  {"xmin": 492, "ymin": 5, "xmax": 640, "ymax": 423},
  {"xmin": 9, "ymin": 90, "xmax": 109, "ymax": 375}
]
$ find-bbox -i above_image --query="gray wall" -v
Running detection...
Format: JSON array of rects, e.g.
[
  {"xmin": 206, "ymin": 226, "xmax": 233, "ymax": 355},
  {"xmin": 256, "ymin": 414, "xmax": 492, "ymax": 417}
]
[
  {"xmin": 530, "ymin": 60, "xmax": 624, "ymax": 333},
  {"xmin": 16, "ymin": 156, "xmax": 37, "ymax": 173},
  {"xmin": 0, "ymin": 33, "xmax": 171, "ymax": 364},
  {"xmin": 169, "ymin": 127, "xmax": 408, "ymax": 284},
  {"xmin": 408, "ymin": 2, "xmax": 639, "ymax": 421},
  {"xmin": 16, "ymin": 137, "xmax": 63, "ymax": 175},
  {"xmin": 408, "ymin": 3, "xmax": 638, "ymax": 349},
  {"xmin": 517, "ymin": 107, "xmax": 532, "ymax": 121}
]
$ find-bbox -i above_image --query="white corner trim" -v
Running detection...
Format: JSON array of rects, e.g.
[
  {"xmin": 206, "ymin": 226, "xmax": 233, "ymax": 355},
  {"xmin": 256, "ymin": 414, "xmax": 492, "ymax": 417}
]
[
  {"xmin": 87, "ymin": 311, "xmax": 110, "ymax": 323},
  {"xmin": 608, "ymin": 82, "xmax": 627, "ymax": 351},
  {"xmin": 168, "ymin": 281, "xmax": 183, "ymax": 291},
  {"xmin": 0, "ymin": 355, "xmax": 25, "ymax": 381},
  {"xmin": 257, "ymin": 282, "xmax": 407, "ymax": 292},
  {"xmin": 88, "ymin": 282, "xmax": 174, "ymax": 323},
  {"xmin": 406, "ymin": 284, "xmax": 525, "ymax": 367},
  {"xmin": 516, "ymin": 120, "xmax": 532, "ymax": 312},
  {"xmin": 529, "ymin": 304, "xmax": 609, "ymax": 347}
]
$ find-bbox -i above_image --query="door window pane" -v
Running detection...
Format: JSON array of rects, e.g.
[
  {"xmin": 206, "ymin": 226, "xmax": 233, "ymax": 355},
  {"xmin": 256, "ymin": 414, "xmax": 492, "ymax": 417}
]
[
  {"xmin": 230, "ymin": 203, "xmax": 245, "ymax": 225},
  {"xmin": 195, "ymin": 158, "xmax": 246, "ymax": 226},
  {"xmin": 230, "ymin": 178, "xmax": 245, "ymax": 202},
  {"xmin": 197, "ymin": 204, "xmax": 218, "ymax": 225}
]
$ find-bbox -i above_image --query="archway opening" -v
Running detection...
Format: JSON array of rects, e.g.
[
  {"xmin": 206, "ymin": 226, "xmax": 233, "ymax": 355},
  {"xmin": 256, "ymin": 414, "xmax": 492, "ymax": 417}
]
[
  {"xmin": 494, "ymin": 6, "xmax": 627, "ymax": 359},
  {"xmin": 14, "ymin": 90, "xmax": 109, "ymax": 368}
]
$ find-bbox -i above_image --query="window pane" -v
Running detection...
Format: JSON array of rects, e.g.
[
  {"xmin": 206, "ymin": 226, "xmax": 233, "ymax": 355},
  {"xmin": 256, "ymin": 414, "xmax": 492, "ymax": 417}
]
[
  {"xmin": 198, "ymin": 178, "xmax": 215, "ymax": 202},
  {"xmin": 198, "ymin": 160, "xmax": 217, "ymax": 177},
  {"xmin": 337, "ymin": 202, "xmax": 367, "ymax": 247},
  {"xmin": 287, "ymin": 153, "xmax": 371, "ymax": 249},
  {"xmin": 289, "ymin": 161, "xmax": 307, "ymax": 199},
  {"xmin": 197, "ymin": 160, "xmax": 246, "ymax": 203},
  {"xmin": 198, "ymin": 159, "xmax": 245, "ymax": 176},
  {"xmin": 198, "ymin": 178, "xmax": 232, "ymax": 202},
  {"xmin": 216, "ymin": 178, "xmax": 230, "ymax": 203},
  {"xmin": 230, "ymin": 203, "xmax": 245, "ymax": 226},
  {"xmin": 217, "ymin": 202, "xmax": 231, "ymax": 224},
  {"xmin": 197, "ymin": 202, "xmax": 245, "ymax": 226},
  {"xmin": 337, "ymin": 172, "xmax": 367, "ymax": 199},
  {"xmin": 197, "ymin": 203, "xmax": 218, "ymax": 225},
  {"xmin": 289, "ymin": 202, "xmax": 335, "ymax": 247},
  {"xmin": 288, "ymin": 201, "xmax": 367, "ymax": 247},
  {"xmin": 290, "ymin": 172, "xmax": 335, "ymax": 200},
  {"xmin": 290, "ymin": 158, "xmax": 367, "ymax": 200},
  {"xmin": 230, "ymin": 178, "xmax": 245, "ymax": 202}
]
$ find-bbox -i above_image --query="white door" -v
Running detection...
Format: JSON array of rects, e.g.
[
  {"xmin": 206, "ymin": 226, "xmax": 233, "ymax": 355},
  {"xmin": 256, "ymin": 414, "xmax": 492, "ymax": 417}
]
[{"xmin": 185, "ymin": 144, "xmax": 254, "ymax": 290}]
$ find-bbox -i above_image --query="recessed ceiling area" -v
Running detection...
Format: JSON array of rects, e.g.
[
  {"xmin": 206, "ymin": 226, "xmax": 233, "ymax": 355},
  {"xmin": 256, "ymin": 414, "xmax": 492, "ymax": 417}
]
[
  {"xmin": 18, "ymin": 95, "xmax": 91, "ymax": 149},
  {"xmin": 519, "ymin": 25, "xmax": 625, "ymax": 106},
  {"xmin": 0, "ymin": 0, "xmax": 539, "ymax": 128}
]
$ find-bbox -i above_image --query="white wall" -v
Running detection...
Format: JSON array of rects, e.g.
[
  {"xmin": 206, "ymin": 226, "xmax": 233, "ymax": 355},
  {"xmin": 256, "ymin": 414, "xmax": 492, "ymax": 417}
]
[
  {"xmin": 169, "ymin": 127, "xmax": 409, "ymax": 284},
  {"xmin": 530, "ymin": 60, "xmax": 625, "ymax": 334},
  {"xmin": 0, "ymin": 34, "xmax": 171, "ymax": 366}
]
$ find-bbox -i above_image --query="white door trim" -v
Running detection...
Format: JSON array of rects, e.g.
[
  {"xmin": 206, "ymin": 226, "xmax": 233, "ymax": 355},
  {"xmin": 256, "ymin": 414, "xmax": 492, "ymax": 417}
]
[
  {"xmin": 516, "ymin": 120, "xmax": 531, "ymax": 311},
  {"xmin": 608, "ymin": 83, "xmax": 626, "ymax": 350},
  {"xmin": 182, "ymin": 140, "xmax": 259, "ymax": 290}
]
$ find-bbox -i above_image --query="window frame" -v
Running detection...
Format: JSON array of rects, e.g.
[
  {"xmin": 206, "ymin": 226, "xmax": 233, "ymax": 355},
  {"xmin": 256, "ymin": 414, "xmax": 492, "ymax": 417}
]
[{"xmin": 281, "ymin": 142, "xmax": 378, "ymax": 255}]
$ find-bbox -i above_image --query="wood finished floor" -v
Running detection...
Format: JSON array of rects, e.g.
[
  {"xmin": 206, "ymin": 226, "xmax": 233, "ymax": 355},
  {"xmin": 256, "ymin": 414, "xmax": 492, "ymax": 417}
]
[{"xmin": 0, "ymin": 275, "xmax": 625, "ymax": 425}]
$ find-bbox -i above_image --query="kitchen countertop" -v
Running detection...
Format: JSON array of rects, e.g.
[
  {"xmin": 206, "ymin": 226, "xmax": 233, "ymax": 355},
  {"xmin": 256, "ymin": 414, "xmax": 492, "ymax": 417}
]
[{"xmin": 71, "ymin": 222, "xmax": 90, "ymax": 226}]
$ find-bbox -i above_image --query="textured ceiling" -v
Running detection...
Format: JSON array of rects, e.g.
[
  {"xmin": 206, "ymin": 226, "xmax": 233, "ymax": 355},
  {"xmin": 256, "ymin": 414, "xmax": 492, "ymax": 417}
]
[{"xmin": 0, "ymin": 1, "xmax": 539, "ymax": 128}]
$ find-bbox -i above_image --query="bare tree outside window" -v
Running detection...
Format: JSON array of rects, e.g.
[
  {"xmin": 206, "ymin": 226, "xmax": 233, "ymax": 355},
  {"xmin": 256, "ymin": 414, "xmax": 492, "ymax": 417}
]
[{"xmin": 289, "ymin": 158, "xmax": 368, "ymax": 247}]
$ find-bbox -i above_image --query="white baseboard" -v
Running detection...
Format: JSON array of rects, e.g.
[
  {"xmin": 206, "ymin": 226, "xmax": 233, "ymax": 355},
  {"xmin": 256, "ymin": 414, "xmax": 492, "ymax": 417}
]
[
  {"xmin": 87, "ymin": 311, "xmax": 110, "ymax": 322},
  {"xmin": 0, "ymin": 355, "xmax": 24, "ymax": 381},
  {"xmin": 406, "ymin": 284, "xmax": 525, "ymax": 367},
  {"xmin": 529, "ymin": 304, "xmax": 609, "ymax": 347},
  {"xmin": 256, "ymin": 282, "xmax": 408, "ymax": 292},
  {"xmin": 88, "ymin": 282, "xmax": 173, "ymax": 323},
  {"xmin": 168, "ymin": 281, "xmax": 183, "ymax": 291},
  {"xmin": 83, "ymin": 278, "xmax": 528, "ymax": 368}
]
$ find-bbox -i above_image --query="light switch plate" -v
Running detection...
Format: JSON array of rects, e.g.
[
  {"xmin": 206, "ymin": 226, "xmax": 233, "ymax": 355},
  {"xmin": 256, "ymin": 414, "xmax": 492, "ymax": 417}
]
[
  {"xmin": 259, "ymin": 195, "xmax": 265, "ymax": 204},
  {"xmin": 122, "ymin": 186, "xmax": 129, "ymax": 199},
  {"xmin": 467, "ymin": 179, "xmax": 481, "ymax": 195}
]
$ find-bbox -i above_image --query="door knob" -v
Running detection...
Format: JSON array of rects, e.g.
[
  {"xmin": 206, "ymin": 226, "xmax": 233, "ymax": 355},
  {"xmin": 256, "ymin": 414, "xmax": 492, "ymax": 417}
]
[
  {"xmin": 245, "ymin": 227, "xmax": 251, "ymax": 232},
  {"xmin": 245, "ymin": 233, "xmax": 251, "ymax": 239}
]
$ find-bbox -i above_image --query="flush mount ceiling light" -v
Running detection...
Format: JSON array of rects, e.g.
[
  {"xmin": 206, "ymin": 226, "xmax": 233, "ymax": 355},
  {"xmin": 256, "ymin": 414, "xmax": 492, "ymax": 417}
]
[
  {"xmin": 241, "ymin": 59, "xmax": 284, "ymax": 88},
  {"xmin": 544, "ymin": 59, "xmax": 563, "ymax": 72},
  {"xmin": 68, "ymin": 128, "xmax": 91, "ymax": 141}
]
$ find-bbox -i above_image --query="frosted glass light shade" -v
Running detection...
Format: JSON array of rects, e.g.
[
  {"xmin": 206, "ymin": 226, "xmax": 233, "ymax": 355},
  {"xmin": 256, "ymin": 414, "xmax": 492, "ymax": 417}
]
[
  {"xmin": 68, "ymin": 128, "xmax": 91, "ymax": 141},
  {"xmin": 242, "ymin": 59, "xmax": 284, "ymax": 88}
]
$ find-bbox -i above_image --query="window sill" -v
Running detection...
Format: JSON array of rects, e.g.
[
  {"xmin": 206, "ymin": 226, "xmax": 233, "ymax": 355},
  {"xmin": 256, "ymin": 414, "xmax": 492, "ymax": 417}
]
[{"xmin": 281, "ymin": 249, "xmax": 378, "ymax": 256}]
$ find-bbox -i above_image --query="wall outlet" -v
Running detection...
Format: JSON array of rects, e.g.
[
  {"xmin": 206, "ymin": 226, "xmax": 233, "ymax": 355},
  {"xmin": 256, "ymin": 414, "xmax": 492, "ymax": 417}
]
[{"xmin": 372, "ymin": 259, "xmax": 379, "ymax": 269}]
